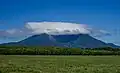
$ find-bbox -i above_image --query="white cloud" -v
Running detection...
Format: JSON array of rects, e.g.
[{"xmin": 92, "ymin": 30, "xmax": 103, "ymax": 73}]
[
  {"xmin": 0, "ymin": 29, "xmax": 30, "ymax": 39},
  {"xmin": 26, "ymin": 22, "xmax": 90, "ymax": 35},
  {"xmin": 6, "ymin": 29, "xmax": 17, "ymax": 34},
  {"xmin": 0, "ymin": 22, "xmax": 110, "ymax": 38}
]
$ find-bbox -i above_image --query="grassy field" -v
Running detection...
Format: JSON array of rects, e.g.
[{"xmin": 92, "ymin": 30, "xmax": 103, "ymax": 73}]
[{"xmin": 0, "ymin": 55, "xmax": 120, "ymax": 73}]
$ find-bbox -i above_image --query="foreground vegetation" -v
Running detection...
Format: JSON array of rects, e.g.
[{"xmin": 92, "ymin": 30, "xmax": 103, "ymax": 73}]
[
  {"xmin": 0, "ymin": 55, "xmax": 120, "ymax": 73},
  {"xmin": 0, "ymin": 46, "xmax": 120, "ymax": 55}
]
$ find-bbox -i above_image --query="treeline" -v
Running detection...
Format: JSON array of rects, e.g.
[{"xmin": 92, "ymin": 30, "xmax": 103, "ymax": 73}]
[{"xmin": 0, "ymin": 46, "xmax": 120, "ymax": 55}]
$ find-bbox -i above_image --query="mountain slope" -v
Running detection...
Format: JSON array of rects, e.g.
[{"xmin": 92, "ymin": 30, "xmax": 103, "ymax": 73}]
[
  {"xmin": 52, "ymin": 34, "xmax": 80, "ymax": 43},
  {"xmin": 18, "ymin": 33, "xmax": 59, "ymax": 46},
  {"xmin": 70, "ymin": 34, "xmax": 108, "ymax": 48}
]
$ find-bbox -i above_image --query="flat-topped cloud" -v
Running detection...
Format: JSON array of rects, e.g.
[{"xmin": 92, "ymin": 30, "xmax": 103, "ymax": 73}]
[
  {"xmin": 26, "ymin": 22, "xmax": 90, "ymax": 35},
  {"xmin": 0, "ymin": 22, "xmax": 110, "ymax": 39}
]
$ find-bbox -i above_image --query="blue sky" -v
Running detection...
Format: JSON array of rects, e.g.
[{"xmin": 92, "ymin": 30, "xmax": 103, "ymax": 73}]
[{"xmin": 0, "ymin": 0, "xmax": 120, "ymax": 45}]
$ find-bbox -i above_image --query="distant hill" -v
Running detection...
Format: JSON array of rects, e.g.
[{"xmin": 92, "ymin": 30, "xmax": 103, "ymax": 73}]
[
  {"xmin": 1, "ymin": 33, "xmax": 120, "ymax": 48},
  {"xmin": 107, "ymin": 43, "xmax": 120, "ymax": 48}
]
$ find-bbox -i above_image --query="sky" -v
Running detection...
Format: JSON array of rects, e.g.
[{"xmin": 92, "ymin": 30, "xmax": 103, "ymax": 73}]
[{"xmin": 0, "ymin": 0, "xmax": 120, "ymax": 45}]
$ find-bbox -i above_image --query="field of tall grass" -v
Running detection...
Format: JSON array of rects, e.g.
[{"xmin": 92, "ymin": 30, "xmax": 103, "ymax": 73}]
[{"xmin": 0, "ymin": 55, "xmax": 120, "ymax": 73}]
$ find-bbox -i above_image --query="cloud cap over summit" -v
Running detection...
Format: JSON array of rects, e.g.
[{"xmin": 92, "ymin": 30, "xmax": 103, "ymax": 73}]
[
  {"xmin": 0, "ymin": 22, "xmax": 110, "ymax": 39},
  {"xmin": 26, "ymin": 22, "xmax": 90, "ymax": 35}
]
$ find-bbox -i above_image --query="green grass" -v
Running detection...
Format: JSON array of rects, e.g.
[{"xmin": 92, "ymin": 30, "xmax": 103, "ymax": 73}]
[{"xmin": 0, "ymin": 55, "xmax": 120, "ymax": 73}]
